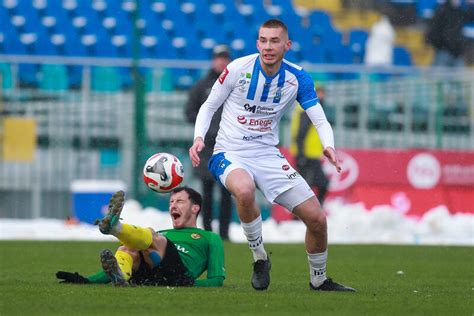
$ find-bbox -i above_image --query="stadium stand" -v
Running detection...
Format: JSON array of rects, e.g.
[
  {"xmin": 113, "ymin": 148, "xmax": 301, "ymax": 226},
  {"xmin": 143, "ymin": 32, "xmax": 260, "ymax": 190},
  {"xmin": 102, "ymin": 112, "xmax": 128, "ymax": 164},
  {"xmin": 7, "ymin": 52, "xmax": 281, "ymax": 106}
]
[{"xmin": 0, "ymin": 0, "xmax": 473, "ymax": 90}]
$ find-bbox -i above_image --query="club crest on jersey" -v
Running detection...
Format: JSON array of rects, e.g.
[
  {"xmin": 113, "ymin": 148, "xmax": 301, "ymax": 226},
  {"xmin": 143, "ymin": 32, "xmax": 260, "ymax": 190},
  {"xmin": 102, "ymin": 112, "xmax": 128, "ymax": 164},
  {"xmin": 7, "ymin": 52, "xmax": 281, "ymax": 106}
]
[
  {"xmin": 237, "ymin": 73, "xmax": 250, "ymax": 92},
  {"xmin": 273, "ymin": 87, "xmax": 282, "ymax": 103},
  {"xmin": 191, "ymin": 233, "xmax": 201, "ymax": 239},
  {"xmin": 218, "ymin": 67, "xmax": 229, "ymax": 84}
]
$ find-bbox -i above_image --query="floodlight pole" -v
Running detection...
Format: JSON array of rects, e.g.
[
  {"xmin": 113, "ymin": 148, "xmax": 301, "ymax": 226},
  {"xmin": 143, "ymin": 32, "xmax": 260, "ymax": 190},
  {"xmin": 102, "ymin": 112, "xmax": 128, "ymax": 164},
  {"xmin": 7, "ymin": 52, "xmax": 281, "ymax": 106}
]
[{"xmin": 132, "ymin": 0, "xmax": 146, "ymax": 201}]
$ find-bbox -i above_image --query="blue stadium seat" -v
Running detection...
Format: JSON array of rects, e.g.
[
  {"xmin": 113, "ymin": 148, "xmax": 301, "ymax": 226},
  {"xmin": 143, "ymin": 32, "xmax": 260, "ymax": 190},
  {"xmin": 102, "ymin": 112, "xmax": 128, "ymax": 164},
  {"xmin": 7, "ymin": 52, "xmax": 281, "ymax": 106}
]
[
  {"xmin": 67, "ymin": 65, "xmax": 83, "ymax": 89},
  {"xmin": 390, "ymin": 0, "xmax": 416, "ymax": 4},
  {"xmin": 217, "ymin": 0, "xmax": 247, "ymax": 27},
  {"xmin": 462, "ymin": 22, "xmax": 474, "ymax": 39},
  {"xmin": 195, "ymin": 19, "xmax": 227, "ymax": 44},
  {"xmin": 393, "ymin": 46, "xmax": 412, "ymax": 66},
  {"xmin": 308, "ymin": 10, "xmax": 335, "ymax": 36},
  {"xmin": 111, "ymin": 35, "xmax": 131, "ymax": 58},
  {"xmin": 18, "ymin": 64, "xmax": 39, "ymax": 87},
  {"xmin": 110, "ymin": 10, "xmax": 133, "ymax": 37},
  {"xmin": 271, "ymin": 0, "xmax": 297, "ymax": 13},
  {"xmin": 2, "ymin": 28, "xmax": 27, "ymax": 55},
  {"xmin": 281, "ymin": 10, "xmax": 302, "ymax": 32},
  {"xmin": 60, "ymin": 33, "xmax": 87, "ymax": 57},
  {"xmin": 140, "ymin": 35, "xmax": 174, "ymax": 59},
  {"xmin": 302, "ymin": 48, "xmax": 325, "ymax": 64},
  {"xmin": 417, "ymin": 0, "xmax": 438, "ymax": 18},
  {"xmin": 0, "ymin": 32, "xmax": 4, "ymax": 54},
  {"xmin": 170, "ymin": 68, "xmax": 201, "ymax": 90},
  {"xmin": 348, "ymin": 29, "xmax": 369, "ymax": 64},
  {"xmin": 238, "ymin": 1, "xmax": 271, "ymax": 25}
]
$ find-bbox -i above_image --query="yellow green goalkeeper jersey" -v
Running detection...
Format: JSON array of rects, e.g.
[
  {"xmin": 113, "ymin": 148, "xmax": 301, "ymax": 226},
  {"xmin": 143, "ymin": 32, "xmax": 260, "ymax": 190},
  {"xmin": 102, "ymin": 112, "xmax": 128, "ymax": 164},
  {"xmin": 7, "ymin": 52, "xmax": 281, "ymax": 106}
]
[{"xmin": 159, "ymin": 227, "xmax": 226, "ymax": 280}]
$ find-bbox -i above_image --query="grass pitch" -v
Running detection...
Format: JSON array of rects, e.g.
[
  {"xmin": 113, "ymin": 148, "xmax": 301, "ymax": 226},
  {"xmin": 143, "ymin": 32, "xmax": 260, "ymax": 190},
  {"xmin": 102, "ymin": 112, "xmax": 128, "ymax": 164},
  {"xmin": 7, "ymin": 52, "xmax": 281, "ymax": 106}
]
[{"xmin": 0, "ymin": 241, "xmax": 472, "ymax": 315}]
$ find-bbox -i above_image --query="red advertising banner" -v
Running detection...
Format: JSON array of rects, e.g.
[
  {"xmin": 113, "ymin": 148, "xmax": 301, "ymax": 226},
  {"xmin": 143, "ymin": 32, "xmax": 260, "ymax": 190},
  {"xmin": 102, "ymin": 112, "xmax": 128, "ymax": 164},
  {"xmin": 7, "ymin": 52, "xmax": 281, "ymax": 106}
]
[{"xmin": 273, "ymin": 148, "xmax": 474, "ymax": 221}]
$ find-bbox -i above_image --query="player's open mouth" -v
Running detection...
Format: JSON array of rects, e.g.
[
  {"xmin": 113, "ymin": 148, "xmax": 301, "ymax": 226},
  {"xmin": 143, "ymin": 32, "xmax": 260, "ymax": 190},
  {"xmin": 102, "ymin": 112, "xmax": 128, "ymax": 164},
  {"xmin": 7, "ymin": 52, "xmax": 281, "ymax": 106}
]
[{"xmin": 171, "ymin": 212, "xmax": 181, "ymax": 220}]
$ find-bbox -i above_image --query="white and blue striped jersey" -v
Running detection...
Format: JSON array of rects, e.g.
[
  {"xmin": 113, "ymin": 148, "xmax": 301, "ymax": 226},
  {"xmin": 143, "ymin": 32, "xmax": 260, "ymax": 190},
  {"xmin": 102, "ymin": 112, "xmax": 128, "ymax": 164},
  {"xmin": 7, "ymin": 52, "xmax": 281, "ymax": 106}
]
[{"xmin": 194, "ymin": 53, "xmax": 335, "ymax": 156}]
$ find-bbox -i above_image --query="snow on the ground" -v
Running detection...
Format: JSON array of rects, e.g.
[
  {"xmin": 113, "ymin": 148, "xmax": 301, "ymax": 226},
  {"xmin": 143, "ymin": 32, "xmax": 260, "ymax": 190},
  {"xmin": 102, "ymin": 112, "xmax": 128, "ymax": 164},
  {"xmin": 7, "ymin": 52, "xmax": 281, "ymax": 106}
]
[{"xmin": 0, "ymin": 199, "xmax": 473, "ymax": 245}]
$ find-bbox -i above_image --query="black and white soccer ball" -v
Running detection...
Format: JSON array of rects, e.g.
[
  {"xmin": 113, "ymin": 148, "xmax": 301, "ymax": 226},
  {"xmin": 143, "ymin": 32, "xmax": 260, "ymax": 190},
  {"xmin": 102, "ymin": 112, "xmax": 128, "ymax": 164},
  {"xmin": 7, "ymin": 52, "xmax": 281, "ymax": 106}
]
[{"xmin": 143, "ymin": 152, "xmax": 184, "ymax": 193}]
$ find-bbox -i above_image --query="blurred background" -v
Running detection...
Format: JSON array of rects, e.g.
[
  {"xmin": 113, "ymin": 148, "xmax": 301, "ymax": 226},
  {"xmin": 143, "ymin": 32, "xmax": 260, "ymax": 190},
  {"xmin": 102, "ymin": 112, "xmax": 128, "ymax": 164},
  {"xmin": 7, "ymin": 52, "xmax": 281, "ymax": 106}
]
[{"xmin": 0, "ymin": 0, "xmax": 473, "ymax": 227}]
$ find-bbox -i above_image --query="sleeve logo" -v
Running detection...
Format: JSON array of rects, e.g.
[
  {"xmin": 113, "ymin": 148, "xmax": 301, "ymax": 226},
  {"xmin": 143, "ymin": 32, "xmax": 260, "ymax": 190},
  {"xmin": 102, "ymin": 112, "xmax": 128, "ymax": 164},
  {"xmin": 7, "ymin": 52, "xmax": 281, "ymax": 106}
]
[{"xmin": 218, "ymin": 67, "xmax": 229, "ymax": 84}]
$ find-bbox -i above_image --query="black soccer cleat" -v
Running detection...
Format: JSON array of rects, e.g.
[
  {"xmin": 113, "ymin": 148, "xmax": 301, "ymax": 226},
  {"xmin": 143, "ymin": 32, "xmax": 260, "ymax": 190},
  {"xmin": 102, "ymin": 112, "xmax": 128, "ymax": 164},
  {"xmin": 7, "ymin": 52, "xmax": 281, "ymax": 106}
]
[
  {"xmin": 251, "ymin": 258, "xmax": 271, "ymax": 290},
  {"xmin": 100, "ymin": 249, "xmax": 129, "ymax": 287},
  {"xmin": 310, "ymin": 278, "xmax": 356, "ymax": 292}
]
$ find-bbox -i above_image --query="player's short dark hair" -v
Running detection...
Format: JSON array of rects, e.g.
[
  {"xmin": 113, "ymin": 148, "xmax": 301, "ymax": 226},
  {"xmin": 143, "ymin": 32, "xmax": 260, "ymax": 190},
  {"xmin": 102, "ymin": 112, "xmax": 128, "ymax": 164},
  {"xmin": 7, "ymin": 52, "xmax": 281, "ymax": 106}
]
[
  {"xmin": 171, "ymin": 186, "xmax": 202, "ymax": 213},
  {"xmin": 260, "ymin": 19, "xmax": 288, "ymax": 34}
]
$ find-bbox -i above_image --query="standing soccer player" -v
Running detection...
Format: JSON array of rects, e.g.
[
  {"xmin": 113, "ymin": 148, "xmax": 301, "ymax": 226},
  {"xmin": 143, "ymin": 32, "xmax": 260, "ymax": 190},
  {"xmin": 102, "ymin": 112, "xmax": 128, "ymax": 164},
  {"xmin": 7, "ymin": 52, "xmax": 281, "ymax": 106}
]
[{"xmin": 189, "ymin": 19, "xmax": 355, "ymax": 292}]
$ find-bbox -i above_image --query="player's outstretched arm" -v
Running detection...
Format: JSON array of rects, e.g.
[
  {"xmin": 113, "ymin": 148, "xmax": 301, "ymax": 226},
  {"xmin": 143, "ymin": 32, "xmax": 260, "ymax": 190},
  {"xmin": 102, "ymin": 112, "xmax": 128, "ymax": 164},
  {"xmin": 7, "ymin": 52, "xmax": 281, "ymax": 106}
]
[
  {"xmin": 56, "ymin": 271, "xmax": 90, "ymax": 284},
  {"xmin": 189, "ymin": 137, "xmax": 205, "ymax": 167},
  {"xmin": 323, "ymin": 147, "xmax": 342, "ymax": 173}
]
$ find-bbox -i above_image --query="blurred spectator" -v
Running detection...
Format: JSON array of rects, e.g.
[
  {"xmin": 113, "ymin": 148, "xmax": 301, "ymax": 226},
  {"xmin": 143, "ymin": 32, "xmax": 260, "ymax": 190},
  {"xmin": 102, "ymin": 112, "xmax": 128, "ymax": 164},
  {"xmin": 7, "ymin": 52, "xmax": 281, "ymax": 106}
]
[
  {"xmin": 342, "ymin": 0, "xmax": 375, "ymax": 10},
  {"xmin": 291, "ymin": 86, "xmax": 330, "ymax": 205},
  {"xmin": 426, "ymin": 0, "xmax": 474, "ymax": 67},
  {"xmin": 365, "ymin": 15, "xmax": 395, "ymax": 66},
  {"xmin": 185, "ymin": 45, "xmax": 233, "ymax": 240}
]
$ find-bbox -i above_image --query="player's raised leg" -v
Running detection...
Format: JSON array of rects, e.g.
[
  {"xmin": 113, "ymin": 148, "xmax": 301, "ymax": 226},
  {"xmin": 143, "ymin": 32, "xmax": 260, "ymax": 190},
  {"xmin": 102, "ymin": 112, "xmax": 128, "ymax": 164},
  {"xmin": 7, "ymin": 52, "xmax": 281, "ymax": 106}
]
[
  {"xmin": 95, "ymin": 191, "xmax": 153, "ymax": 251},
  {"xmin": 225, "ymin": 169, "xmax": 271, "ymax": 290},
  {"xmin": 293, "ymin": 196, "xmax": 355, "ymax": 292}
]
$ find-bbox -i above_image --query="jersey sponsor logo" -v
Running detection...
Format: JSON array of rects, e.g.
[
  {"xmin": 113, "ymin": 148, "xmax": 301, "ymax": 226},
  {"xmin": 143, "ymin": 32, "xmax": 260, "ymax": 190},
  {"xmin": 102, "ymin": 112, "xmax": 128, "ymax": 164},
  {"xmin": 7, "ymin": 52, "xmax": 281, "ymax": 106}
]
[
  {"xmin": 286, "ymin": 171, "xmax": 299, "ymax": 180},
  {"xmin": 237, "ymin": 115, "xmax": 247, "ymax": 124},
  {"xmin": 237, "ymin": 116, "xmax": 273, "ymax": 131},
  {"xmin": 243, "ymin": 103, "xmax": 276, "ymax": 115},
  {"xmin": 248, "ymin": 118, "xmax": 272, "ymax": 127},
  {"xmin": 242, "ymin": 135, "xmax": 263, "ymax": 141},
  {"xmin": 176, "ymin": 244, "xmax": 189, "ymax": 254},
  {"xmin": 191, "ymin": 233, "xmax": 201, "ymax": 239},
  {"xmin": 244, "ymin": 103, "xmax": 256, "ymax": 113},
  {"xmin": 248, "ymin": 126, "xmax": 271, "ymax": 132},
  {"xmin": 285, "ymin": 79, "xmax": 296, "ymax": 86},
  {"xmin": 282, "ymin": 164, "xmax": 290, "ymax": 171},
  {"xmin": 218, "ymin": 67, "xmax": 229, "ymax": 84}
]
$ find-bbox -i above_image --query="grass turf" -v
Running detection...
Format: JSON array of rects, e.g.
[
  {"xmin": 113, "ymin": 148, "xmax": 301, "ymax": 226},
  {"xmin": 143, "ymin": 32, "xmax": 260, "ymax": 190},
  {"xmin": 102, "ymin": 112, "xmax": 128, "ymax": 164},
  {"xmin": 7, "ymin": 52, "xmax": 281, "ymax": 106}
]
[{"xmin": 0, "ymin": 241, "xmax": 472, "ymax": 315}]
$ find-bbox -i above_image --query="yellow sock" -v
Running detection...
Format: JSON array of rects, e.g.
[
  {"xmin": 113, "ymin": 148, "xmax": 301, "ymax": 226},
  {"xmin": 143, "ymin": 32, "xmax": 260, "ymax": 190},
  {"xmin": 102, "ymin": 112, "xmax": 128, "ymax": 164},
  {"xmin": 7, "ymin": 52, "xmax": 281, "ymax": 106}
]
[
  {"xmin": 117, "ymin": 223, "xmax": 153, "ymax": 250},
  {"xmin": 115, "ymin": 250, "xmax": 132, "ymax": 281}
]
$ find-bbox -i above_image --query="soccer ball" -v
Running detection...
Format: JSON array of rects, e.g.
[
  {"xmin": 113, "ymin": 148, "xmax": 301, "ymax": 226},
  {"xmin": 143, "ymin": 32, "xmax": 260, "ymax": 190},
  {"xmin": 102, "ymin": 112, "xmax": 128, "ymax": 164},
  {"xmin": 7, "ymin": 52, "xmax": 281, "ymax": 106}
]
[{"xmin": 143, "ymin": 152, "xmax": 184, "ymax": 193}]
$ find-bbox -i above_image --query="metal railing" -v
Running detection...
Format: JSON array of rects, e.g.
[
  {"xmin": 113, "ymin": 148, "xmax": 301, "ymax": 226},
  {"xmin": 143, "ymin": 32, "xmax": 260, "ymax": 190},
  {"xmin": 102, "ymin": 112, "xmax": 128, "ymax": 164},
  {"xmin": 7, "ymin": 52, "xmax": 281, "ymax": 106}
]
[{"xmin": 1, "ymin": 55, "xmax": 473, "ymax": 219}]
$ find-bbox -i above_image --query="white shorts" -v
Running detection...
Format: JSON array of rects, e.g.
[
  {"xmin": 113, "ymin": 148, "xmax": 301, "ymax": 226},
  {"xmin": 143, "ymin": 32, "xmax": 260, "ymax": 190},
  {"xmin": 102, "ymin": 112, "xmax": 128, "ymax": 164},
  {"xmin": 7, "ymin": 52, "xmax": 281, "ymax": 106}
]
[{"xmin": 208, "ymin": 148, "xmax": 314, "ymax": 206}]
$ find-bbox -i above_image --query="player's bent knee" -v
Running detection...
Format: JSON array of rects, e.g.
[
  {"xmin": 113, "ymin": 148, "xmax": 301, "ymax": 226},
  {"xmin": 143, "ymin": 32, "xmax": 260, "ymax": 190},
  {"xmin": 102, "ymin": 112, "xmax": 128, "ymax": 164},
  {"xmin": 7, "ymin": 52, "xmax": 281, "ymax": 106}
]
[
  {"xmin": 305, "ymin": 211, "xmax": 327, "ymax": 230},
  {"xmin": 117, "ymin": 245, "xmax": 140, "ymax": 261},
  {"xmin": 149, "ymin": 234, "xmax": 168, "ymax": 251},
  {"xmin": 233, "ymin": 187, "xmax": 255, "ymax": 203}
]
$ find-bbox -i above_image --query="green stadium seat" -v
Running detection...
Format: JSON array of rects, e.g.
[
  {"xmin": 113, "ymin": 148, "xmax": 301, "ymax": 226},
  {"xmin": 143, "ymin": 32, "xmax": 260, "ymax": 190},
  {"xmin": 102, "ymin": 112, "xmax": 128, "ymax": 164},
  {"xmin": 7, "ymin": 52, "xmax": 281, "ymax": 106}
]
[
  {"xmin": 91, "ymin": 66, "xmax": 121, "ymax": 92},
  {"xmin": 39, "ymin": 64, "xmax": 69, "ymax": 91},
  {"xmin": 145, "ymin": 68, "xmax": 174, "ymax": 93},
  {"xmin": 0, "ymin": 63, "xmax": 13, "ymax": 90}
]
